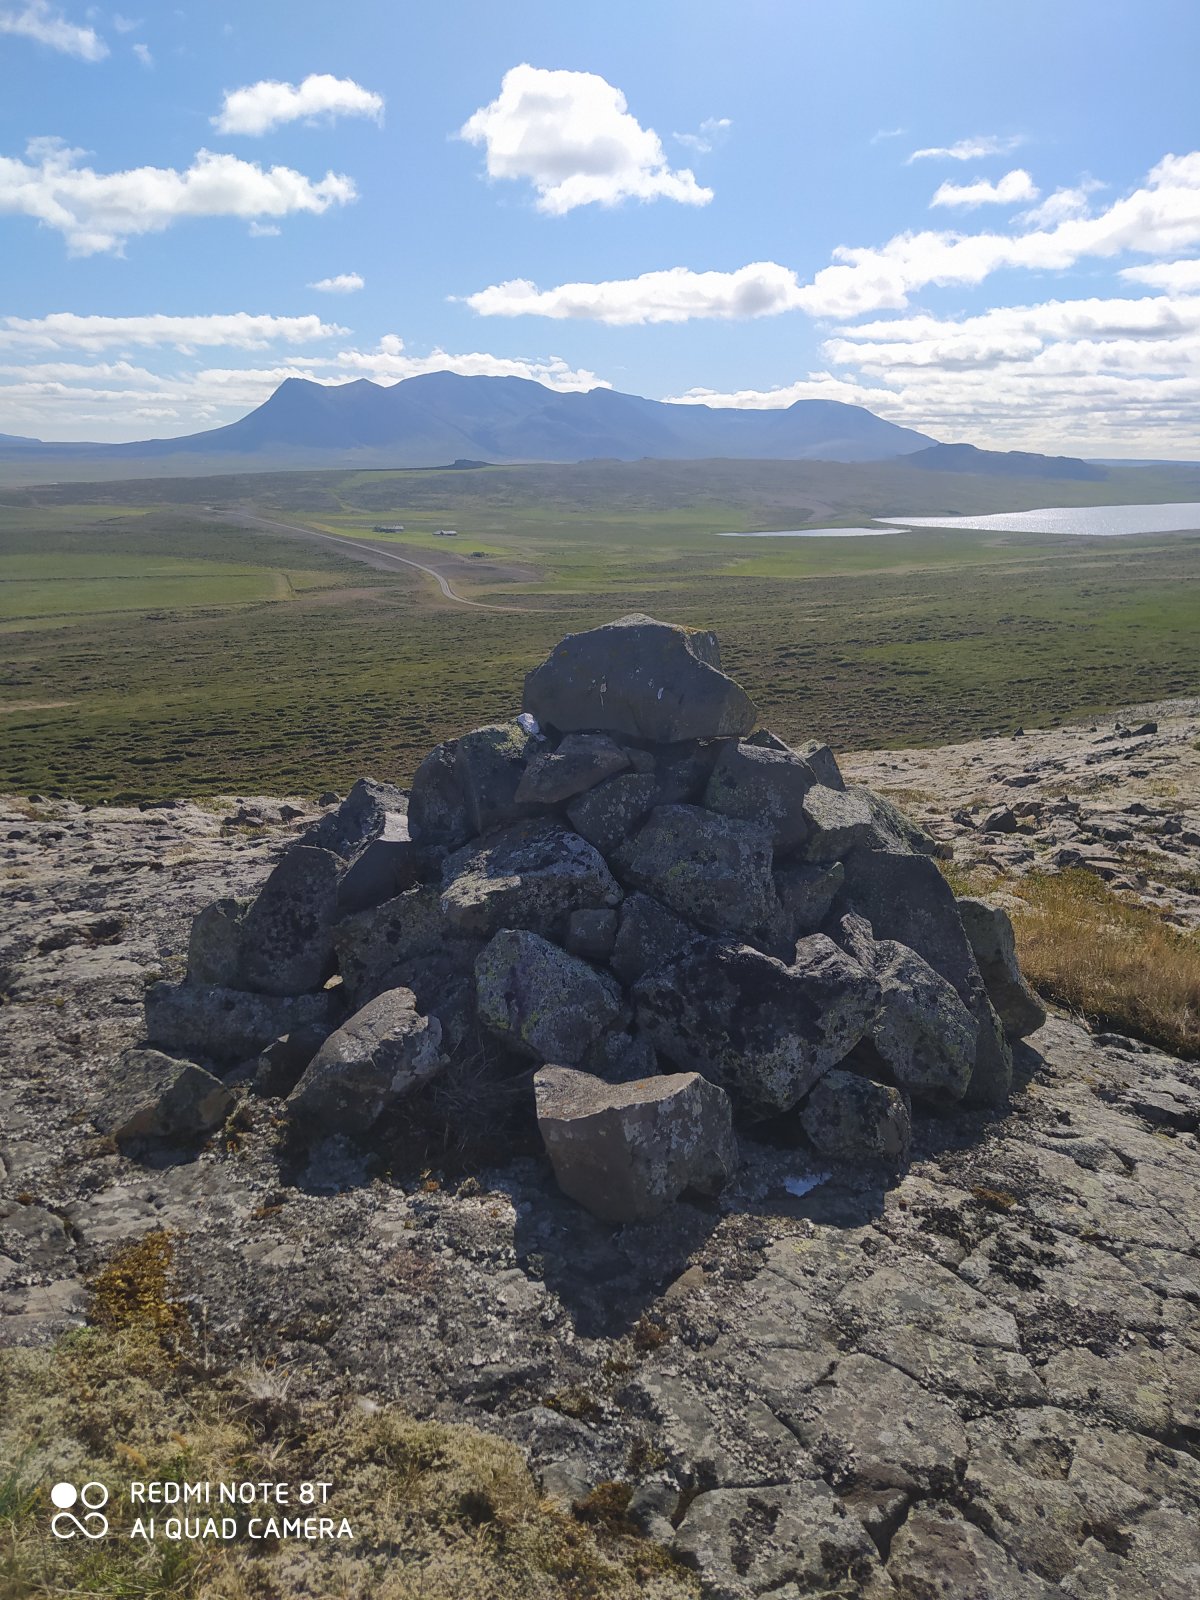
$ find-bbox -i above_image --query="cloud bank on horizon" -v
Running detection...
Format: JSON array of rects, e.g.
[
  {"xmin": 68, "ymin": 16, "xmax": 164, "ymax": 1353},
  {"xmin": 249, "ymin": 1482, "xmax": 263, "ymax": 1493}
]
[{"xmin": 1, "ymin": 3, "xmax": 1199, "ymax": 458}]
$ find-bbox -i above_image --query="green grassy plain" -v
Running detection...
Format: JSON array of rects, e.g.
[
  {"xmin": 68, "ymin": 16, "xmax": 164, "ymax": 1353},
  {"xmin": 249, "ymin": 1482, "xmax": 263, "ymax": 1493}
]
[{"xmin": 1, "ymin": 460, "xmax": 1199, "ymax": 801}]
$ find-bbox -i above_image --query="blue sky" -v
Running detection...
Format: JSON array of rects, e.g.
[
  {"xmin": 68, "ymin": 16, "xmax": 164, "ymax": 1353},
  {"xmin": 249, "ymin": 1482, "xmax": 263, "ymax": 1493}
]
[{"xmin": 2, "ymin": 0, "xmax": 1199, "ymax": 455}]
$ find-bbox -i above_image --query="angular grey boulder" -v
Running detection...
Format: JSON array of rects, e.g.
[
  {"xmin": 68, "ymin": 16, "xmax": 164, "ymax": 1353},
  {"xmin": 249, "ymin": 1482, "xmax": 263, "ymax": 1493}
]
[
  {"xmin": 304, "ymin": 776, "xmax": 408, "ymax": 859},
  {"xmin": 238, "ymin": 845, "xmax": 342, "ymax": 996},
  {"xmin": 96, "ymin": 1048, "xmax": 233, "ymax": 1146},
  {"xmin": 609, "ymin": 891, "xmax": 701, "ymax": 985},
  {"xmin": 615, "ymin": 804, "xmax": 785, "ymax": 947},
  {"xmin": 774, "ymin": 860, "xmax": 844, "ymax": 939},
  {"xmin": 841, "ymin": 849, "xmax": 1014, "ymax": 1105},
  {"xmin": 514, "ymin": 732, "xmax": 630, "ymax": 805},
  {"xmin": 334, "ymin": 884, "xmax": 452, "ymax": 1002},
  {"xmin": 634, "ymin": 936, "xmax": 881, "ymax": 1115},
  {"xmin": 702, "ymin": 740, "xmax": 815, "ymax": 852},
  {"xmin": 287, "ymin": 987, "xmax": 444, "ymax": 1136},
  {"xmin": 564, "ymin": 907, "xmax": 618, "ymax": 962},
  {"xmin": 454, "ymin": 722, "xmax": 536, "ymax": 836},
  {"xmin": 523, "ymin": 614, "xmax": 757, "ymax": 743},
  {"xmin": 144, "ymin": 981, "xmax": 336, "ymax": 1065},
  {"xmin": 406, "ymin": 739, "xmax": 471, "ymax": 849},
  {"xmin": 475, "ymin": 929, "xmax": 624, "ymax": 1064},
  {"xmin": 866, "ymin": 939, "xmax": 980, "ymax": 1103},
  {"xmin": 801, "ymin": 784, "xmax": 878, "ymax": 862},
  {"xmin": 335, "ymin": 811, "xmax": 432, "ymax": 918},
  {"xmin": 187, "ymin": 896, "xmax": 249, "ymax": 987},
  {"xmin": 440, "ymin": 819, "xmax": 622, "ymax": 939},
  {"xmin": 800, "ymin": 1069, "xmax": 912, "ymax": 1167},
  {"xmin": 795, "ymin": 739, "xmax": 845, "ymax": 791},
  {"xmin": 956, "ymin": 897, "xmax": 1047, "ymax": 1038},
  {"xmin": 565, "ymin": 772, "xmax": 659, "ymax": 856},
  {"xmin": 534, "ymin": 1065, "xmax": 737, "ymax": 1222}
]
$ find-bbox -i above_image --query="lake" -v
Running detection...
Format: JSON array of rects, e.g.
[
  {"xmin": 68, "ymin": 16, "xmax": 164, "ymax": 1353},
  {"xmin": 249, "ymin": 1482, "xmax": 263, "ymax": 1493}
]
[{"xmin": 880, "ymin": 502, "xmax": 1200, "ymax": 536}]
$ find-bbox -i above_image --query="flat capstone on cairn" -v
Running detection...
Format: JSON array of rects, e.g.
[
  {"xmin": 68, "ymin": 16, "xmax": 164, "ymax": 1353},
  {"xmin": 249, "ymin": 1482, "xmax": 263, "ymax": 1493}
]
[{"xmin": 141, "ymin": 614, "xmax": 1044, "ymax": 1222}]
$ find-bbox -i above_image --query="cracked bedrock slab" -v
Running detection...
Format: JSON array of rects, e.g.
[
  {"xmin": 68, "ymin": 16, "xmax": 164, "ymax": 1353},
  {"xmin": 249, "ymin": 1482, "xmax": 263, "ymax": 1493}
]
[{"xmin": 3, "ymin": 796, "xmax": 1200, "ymax": 1599}]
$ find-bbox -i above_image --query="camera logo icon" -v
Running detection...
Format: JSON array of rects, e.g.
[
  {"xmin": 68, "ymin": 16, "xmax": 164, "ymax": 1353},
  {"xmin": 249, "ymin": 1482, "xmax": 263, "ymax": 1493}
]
[{"xmin": 50, "ymin": 1482, "xmax": 110, "ymax": 1539}]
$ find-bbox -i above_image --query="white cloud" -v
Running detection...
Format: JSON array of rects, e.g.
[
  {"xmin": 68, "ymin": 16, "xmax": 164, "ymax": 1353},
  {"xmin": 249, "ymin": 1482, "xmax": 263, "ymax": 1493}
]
[
  {"xmin": 907, "ymin": 134, "xmax": 1024, "ymax": 163},
  {"xmin": 1017, "ymin": 179, "xmax": 1105, "ymax": 227},
  {"xmin": 247, "ymin": 220, "xmax": 281, "ymax": 237},
  {"xmin": 111, "ymin": 14, "xmax": 139, "ymax": 33},
  {"xmin": 459, "ymin": 63, "xmax": 712, "ymax": 214},
  {"xmin": 440, "ymin": 256, "xmax": 806, "ymax": 327},
  {"xmin": 0, "ymin": 333, "xmax": 609, "ymax": 441},
  {"xmin": 464, "ymin": 262, "xmax": 807, "ymax": 325},
  {"xmin": 131, "ymin": 39, "xmax": 150, "ymax": 67},
  {"xmin": 0, "ymin": 138, "xmax": 356, "ymax": 255},
  {"xmin": 870, "ymin": 127, "xmax": 906, "ymax": 144},
  {"xmin": 0, "ymin": 311, "xmax": 349, "ymax": 352},
  {"xmin": 674, "ymin": 116, "xmax": 731, "ymax": 154},
  {"xmin": 463, "ymin": 150, "xmax": 1200, "ymax": 328},
  {"xmin": 666, "ymin": 284, "xmax": 1200, "ymax": 458},
  {"xmin": 212, "ymin": 73, "xmax": 384, "ymax": 137},
  {"xmin": 930, "ymin": 169, "xmax": 1038, "ymax": 209},
  {"xmin": 0, "ymin": 1, "xmax": 105, "ymax": 59},
  {"xmin": 309, "ymin": 272, "xmax": 364, "ymax": 294},
  {"xmin": 1120, "ymin": 258, "xmax": 1200, "ymax": 290}
]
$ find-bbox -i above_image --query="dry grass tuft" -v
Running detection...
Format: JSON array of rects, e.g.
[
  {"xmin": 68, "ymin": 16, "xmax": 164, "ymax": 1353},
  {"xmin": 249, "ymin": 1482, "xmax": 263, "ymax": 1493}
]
[
  {"xmin": 0, "ymin": 1328, "xmax": 699, "ymax": 1600},
  {"xmin": 1008, "ymin": 870, "xmax": 1200, "ymax": 1059}
]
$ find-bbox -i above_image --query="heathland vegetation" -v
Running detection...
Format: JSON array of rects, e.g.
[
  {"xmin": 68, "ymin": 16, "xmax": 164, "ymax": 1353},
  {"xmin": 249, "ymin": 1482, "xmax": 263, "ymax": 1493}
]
[{"xmin": 1, "ymin": 458, "xmax": 1199, "ymax": 800}]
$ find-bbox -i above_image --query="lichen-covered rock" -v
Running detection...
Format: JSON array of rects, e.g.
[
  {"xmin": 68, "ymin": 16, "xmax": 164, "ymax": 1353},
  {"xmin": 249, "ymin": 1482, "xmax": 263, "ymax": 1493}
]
[
  {"xmin": 303, "ymin": 776, "xmax": 408, "ymax": 859},
  {"xmin": 842, "ymin": 848, "xmax": 1013, "ymax": 1104},
  {"xmin": 475, "ymin": 929, "xmax": 624, "ymax": 1064},
  {"xmin": 615, "ymin": 805, "xmax": 785, "ymax": 947},
  {"xmin": 237, "ymin": 845, "xmax": 342, "ymax": 995},
  {"xmin": 609, "ymin": 891, "xmax": 701, "ymax": 985},
  {"xmin": 564, "ymin": 907, "xmax": 618, "ymax": 962},
  {"xmin": 287, "ymin": 987, "xmax": 443, "ymax": 1135},
  {"xmin": 454, "ymin": 722, "xmax": 536, "ymax": 835},
  {"xmin": 334, "ymin": 885, "xmax": 450, "ymax": 1002},
  {"xmin": 406, "ymin": 739, "xmax": 471, "ymax": 849},
  {"xmin": 800, "ymin": 1067, "xmax": 912, "ymax": 1167},
  {"xmin": 702, "ymin": 740, "xmax": 815, "ymax": 852},
  {"xmin": 957, "ymin": 896, "xmax": 1047, "ymax": 1038},
  {"xmin": 867, "ymin": 938, "xmax": 980, "ymax": 1103},
  {"xmin": 514, "ymin": 732, "xmax": 630, "ymax": 805},
  {"xmin": 800, "ymin": 784, "xmax": 878, "ymax": 862},
  {"xmin": 523, "ymin": 613, "xmax": 757, "ymax": 743},
  {"xmin": 565, "ymin": 772, "xmax": 659, "ymax": 855},
  {"xmin": 579, "ymin": 1028, "xmax": 659, "ymax": 1083},
  {"xmin": 534, "ymin": 1064, "xmax": 737, "ymax": 1222},
  {"xmin": 440, "ymin": 820, "xmax": 622, "ymax": 939},
  {"xmin": 144, "ymin": 980, "xmax": 337, "ymax": 1064},
  {"xmin": 634, "ymin": 935, "xmax": 881, "ymax": 1115},
  {"xmin": 335, "ymin": 812, "xmax": 432, "ymax": 918},
  {"xmin": 774, "ymin": 860, "xmax": 844, "ymax": 939},
  {"xmin": 671, "ymin": 1481, "xmax": 887, "ymax": 1600},
  {"xmin": 94, "ymin": 1048, "xmax": 233, "ymax": 1146},
  {"xmin": 187, "ymin": 895, "xmax": 248, "ymax": 986},
  {"xmin": 795, "ymin": 738, "xmax": 846, "ymax": 790}
]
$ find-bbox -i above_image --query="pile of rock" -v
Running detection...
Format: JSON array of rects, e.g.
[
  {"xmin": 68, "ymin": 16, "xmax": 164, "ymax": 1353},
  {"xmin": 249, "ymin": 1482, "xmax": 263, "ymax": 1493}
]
[{"xmin": 142, "ymin": 615, "xmax": 1043, "ymax": 1222}]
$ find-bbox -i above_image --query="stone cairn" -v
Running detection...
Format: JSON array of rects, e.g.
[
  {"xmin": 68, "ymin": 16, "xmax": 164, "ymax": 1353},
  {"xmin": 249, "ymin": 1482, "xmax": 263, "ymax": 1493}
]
[{"xmin": 140, "ymin": 615, "xmax": 1044, "ymax": 1222}]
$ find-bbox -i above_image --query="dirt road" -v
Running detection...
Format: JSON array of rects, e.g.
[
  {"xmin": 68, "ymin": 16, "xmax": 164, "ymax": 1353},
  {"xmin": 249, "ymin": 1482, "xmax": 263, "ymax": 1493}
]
[{"xmin": 223, "ymin": 510, "xmax": 528, "ymax": 611}]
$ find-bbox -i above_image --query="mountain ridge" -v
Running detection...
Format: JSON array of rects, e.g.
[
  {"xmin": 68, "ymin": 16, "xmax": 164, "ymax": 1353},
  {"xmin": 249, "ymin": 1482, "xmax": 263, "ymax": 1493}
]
[{"xmin": 0, "ymin": 371, "xmax": 937, "ymax": 466}]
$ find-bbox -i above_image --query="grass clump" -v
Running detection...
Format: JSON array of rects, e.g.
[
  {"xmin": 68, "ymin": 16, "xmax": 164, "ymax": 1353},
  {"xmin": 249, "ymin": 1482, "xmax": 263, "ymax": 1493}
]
[
  {"xmin": 0, "ymin": 1327, "xmax": 698, "ymax": 1600},
  {"xmin": 1008, "ymin": 869, "xmax": 1200, "ymax": 1058}
]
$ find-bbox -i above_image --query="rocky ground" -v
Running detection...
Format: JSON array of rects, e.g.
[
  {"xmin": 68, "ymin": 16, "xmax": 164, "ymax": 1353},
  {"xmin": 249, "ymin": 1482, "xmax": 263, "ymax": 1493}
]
[
  {"xmin": 844, "ymin": 698, "xmax": 1200, "ymax": 929},
  {"xmin": 2, "ymin": 703, "xmax": 1199, "ymax": 1599}
]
